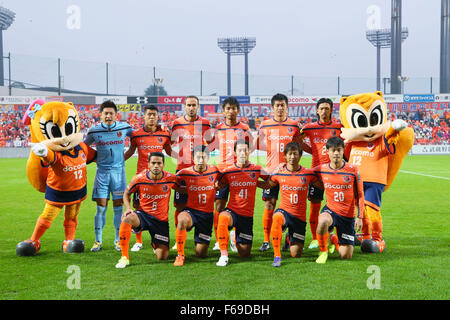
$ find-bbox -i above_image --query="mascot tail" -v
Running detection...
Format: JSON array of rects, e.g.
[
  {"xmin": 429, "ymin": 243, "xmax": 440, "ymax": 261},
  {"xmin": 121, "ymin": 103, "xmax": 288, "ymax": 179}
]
[
  {"xmin": 23, "ymin": 99, "xmax": 48, "ymax": 193},
  {"xmin": 385, "ymin": 127, "xmax": 415, "ymax": 192}
]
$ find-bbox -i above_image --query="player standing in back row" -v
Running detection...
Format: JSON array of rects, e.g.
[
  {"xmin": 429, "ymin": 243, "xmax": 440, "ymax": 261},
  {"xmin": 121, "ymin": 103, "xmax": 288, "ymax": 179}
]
[
  {"xmin": 300, "ymin": 98, "xmax": 343, "ymax": 250},
  {"xmin": 255, "ymin": 93, "xmax": 301, "ymax": 252},
  {"xmin": 208, "ymin": 97, "xmax": 254, "ymax": 251},
  {"xmin": 170, "ymin": 96, "xmax": 214, "ymax": 247},
  {"xmin": 84, "ymin": 101, "xmax": 132, "ymax": 252}
]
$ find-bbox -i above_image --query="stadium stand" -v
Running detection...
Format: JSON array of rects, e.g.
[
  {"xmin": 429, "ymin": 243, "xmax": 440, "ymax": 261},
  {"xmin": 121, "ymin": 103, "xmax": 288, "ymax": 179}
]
[{"xmin": 1, "ymin": 107, "xmax": 448, "ymax": 148}]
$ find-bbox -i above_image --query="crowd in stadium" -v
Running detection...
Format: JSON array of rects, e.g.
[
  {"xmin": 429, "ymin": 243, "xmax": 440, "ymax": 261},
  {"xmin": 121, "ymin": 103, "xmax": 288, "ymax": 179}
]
[{"xmin": 1, "ymin": 107, "xmax": 449, "ymax": 147}]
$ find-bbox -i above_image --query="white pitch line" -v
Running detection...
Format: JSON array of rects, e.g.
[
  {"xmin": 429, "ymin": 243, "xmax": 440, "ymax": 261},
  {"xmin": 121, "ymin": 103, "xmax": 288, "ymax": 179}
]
[{"xmin": 400, "ymin": 170, "xmax": 450, "ymax": 180}]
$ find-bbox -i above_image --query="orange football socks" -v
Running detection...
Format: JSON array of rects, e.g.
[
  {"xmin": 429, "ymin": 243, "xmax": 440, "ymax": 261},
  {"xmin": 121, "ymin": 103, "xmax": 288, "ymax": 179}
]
[
  {"xmin": 213, "ymin": 210, "xmax": 220, "ymax": 241},
  {"xmin": 63, "ymin": 218, "xmax": 77, "ymax": 241},
  {"xmin": 135, "ymin": 231, "xmax": 143, "ymax": 244},
  {"xmin": 309, "ymin": 202, "xmax": 321, "ymax": 240},
  {"xmin": 217, "ymin": 214, "xmax": 230, "ymax": 256},
  {"xmin": 330, "ymin": 233, "xmax": 340, "ymax": 251},
  {"xmin": 31, "ymin": 217, "xmax": 52, "ymax": 242},
  {"xmin": 174, "ymin": 210, "xmax": 180, "ymax": 227},
  {"xmin": 119, "ymin": 222, "xmax": 132, "ymax": 259},
  {"xmin": 262, "ymin": 208, "xmax": 274, "ymax": 242},
  {"xmin": 317, "ymin": 232, "xmax": 329, "ymax": 252},
  {"xmin": 175, "ymin": 228, "xmax": 187, "ymax": 256},
  {"xmin": 271, "ymin": 214, "xmax": 284, "ymax": 258}
]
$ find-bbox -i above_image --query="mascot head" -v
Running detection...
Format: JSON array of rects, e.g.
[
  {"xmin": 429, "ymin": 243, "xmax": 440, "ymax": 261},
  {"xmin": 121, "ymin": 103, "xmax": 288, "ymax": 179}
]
[
  {"xmin": 22, "ymin": 99, "xmax": 83, "ymax": 192},
  {"xmin": 22, "ymin": 99, "xmax": 83, "ymax": 151},
  {"xmin": 339, "ymin": 91, "xmax": 390, "ymax": 143}
]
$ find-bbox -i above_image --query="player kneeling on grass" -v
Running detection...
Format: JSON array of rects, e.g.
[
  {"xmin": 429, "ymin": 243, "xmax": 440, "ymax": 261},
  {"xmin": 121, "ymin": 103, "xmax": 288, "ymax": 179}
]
[
  {"xmin": 173, "ymin": 145, "xmax": 220, "ymax": 267},
  {"xmin": 257, "ymin": 142, "xmax": 322, "ymax": 267},
  {"xmin": 215, "ymin": 139, "xmax": 270, "ymax": 267},
  {"xmin": 115, "ymin": 152, "xmax": 185, "ymax": 268},
  {"xmin": 312, "ymin": 137, "xmax": 365, "ymax": 264}
]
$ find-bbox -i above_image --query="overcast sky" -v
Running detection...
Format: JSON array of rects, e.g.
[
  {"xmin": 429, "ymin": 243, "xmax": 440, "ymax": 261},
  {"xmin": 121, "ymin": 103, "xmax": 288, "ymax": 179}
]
[{"xmin": 0, "ymin": 0, "xmax": 443, "ymax": 95}]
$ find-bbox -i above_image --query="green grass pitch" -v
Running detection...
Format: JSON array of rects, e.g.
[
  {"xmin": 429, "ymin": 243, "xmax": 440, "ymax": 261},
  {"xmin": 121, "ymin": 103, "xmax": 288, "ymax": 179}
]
[{"xmin": 0, "ymin": 155, "xmax": 449, "ymax": 300}]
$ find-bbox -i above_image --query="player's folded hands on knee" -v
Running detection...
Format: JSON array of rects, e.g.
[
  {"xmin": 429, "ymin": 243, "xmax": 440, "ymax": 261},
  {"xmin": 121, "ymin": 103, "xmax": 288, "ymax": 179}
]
[{"xmin": 122, "ymin": 209, "xmax": 134, "ymax": 220}]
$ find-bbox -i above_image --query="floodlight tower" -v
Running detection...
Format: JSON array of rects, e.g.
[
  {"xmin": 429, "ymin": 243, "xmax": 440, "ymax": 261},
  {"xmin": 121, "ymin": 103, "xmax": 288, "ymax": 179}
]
[
  {"xmin": 366, "ymin": 28, "xmax": 408, "ymax": 91},
  {"xmin": 0, "ymin": 7, "xmax": 15, "ymax": 86},
  {"xmin": 218, "ymin": 37, "xmax": 256, "ymax": 95}
]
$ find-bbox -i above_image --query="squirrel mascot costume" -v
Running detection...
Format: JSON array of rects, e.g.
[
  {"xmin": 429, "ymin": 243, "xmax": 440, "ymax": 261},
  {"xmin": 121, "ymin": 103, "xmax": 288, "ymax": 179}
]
[
  {"xmin": 339, "ymin": 91, "xmax": 414, "ymax": 253},
  {"xmin": 16, "ymin": 99, "xmax": 96, "ymax": 256}
]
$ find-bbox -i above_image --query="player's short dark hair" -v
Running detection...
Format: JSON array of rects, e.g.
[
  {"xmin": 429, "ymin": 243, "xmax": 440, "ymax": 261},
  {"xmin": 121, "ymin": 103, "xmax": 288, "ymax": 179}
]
[
  {"xmin": 100, "ymin": 100, "xmax": 117, "ymax": 113},
  {"xmin": 283, "ymin": 142, "xmax": 302, "ymax": 156},
  {"xmin": 148, "ymin": 151, "xmax": 165, "ymax": 163},
  {"xmin": 222, "ymin": 97, "xmax": 240, "ymax": 110},
  {"xmin": 192, "ymin": 145, "xmax": 210, "ymax": 158},
  {"xmin": 185, "ymin": 95, "xmax": 199, "ymax": 105},
  {"xmin": 234, "ymin": 139, "xmax": 250, "ymax": 152},
  {"xmin": 144, "ymin": 105, "xmax": 159, "ymax": 114},
  {"xmin": 326, "ymin": 136, "xmax": 344, "ymax": 149},
  {"xmin": 316, "ymin": 98, "xmax": 334, "ymax": 111},
  {"xmin": 271, "ymin": 93, "xmax": 288, "ymax": 106}
]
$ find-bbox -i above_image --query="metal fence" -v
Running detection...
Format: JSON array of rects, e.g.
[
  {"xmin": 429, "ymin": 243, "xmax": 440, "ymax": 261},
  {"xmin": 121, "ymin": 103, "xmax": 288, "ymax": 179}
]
[{"xmin": 4, "ymin": 53, "xmax": 443, "ymax": 96}]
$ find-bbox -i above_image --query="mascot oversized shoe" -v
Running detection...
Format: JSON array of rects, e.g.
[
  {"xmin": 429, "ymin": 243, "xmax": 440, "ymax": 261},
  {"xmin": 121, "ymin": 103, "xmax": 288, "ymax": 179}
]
[
  {"xmin": 16, "ymin": 240, "xmax": 41, "ymax": 256},
  {"xmin": 62, "ymin": 239, "xmax": 85, "ymax": 253}
]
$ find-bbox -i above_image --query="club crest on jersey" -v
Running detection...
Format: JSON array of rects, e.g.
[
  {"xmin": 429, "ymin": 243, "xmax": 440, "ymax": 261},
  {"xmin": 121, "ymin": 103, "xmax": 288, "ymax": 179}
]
[
  {"xmin": 208, "ymin": 175, "xmax": 215, "ymax": 183},
  {"xmin": 301, "ymin": 177, "xmax": 307, "ymax": 185},
  {"xmin": 157, "ymin": 137, "xmax": 164, "ymax": 144},
  {"xmin": 343, "ymin": 175, "xmax": 351, "ymax": 183},
  {"xmin": 331, "ymin": 130, "xmax": 337, "ymax": 136},
  {"xmin": 162, "ymin": 185, "xmax": 168, "ymax": 193},
  {"xmin": 287, "ymin": 127, "xmax": 293, "ymax": 134},
  {"xmin": 249, "ymin": 172, "xmax": 256, "ymax": 180},
  {"xmin": 117, "ymin": 131, "xmax": 122, "ymax": 138},
  {"xmin": 81, "ymin": 153, "xmax": 86, "ymax": 161},
  {"xmin": 367, "ymin": 142, "xmax": 374, "ymax": 150}
]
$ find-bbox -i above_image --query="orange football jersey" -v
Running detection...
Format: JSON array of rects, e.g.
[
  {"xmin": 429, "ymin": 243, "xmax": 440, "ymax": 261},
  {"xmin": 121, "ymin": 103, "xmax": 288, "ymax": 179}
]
[
  {"xmin": 130, "ymin": 126, "xmax": 171, "ymax": 174},
  {"xmin": 346, "ymin": 137, "xmax": 394, "ymax": 185},
  {"xmin": 176, "ymin": 165, "xmax": 220, "ymax": 213},
  {"xmin": 126, "ymin": 170, "xmax": 178, "ymax": 222},
  {"xmin": 42, "ymin": 142, "xmax": 96, "ymax": 206},
  {"xmin": 301, "ymin": 120, "xmax": 343, "ymax": 167},
  {"xmin": 220, "ymin": 163, "xmax": 269, "ymax": 217},
  {"xmin": 257, "ymin": 118, "xmax": 301, "ymax": 172},
  {"xmin": 210, "ymin": 121, "xmax": 254, "ymax": 171},
  {"xmin": 313, "ymin": 162, "xmax": 365, "ymax": 219},
  {"xmin": 170, "ymin": 116, "xmax": 212, "ymax": 171},
  {"xmin": 270, "ymin": 166, "xmax": 318, "ymax": 221}
]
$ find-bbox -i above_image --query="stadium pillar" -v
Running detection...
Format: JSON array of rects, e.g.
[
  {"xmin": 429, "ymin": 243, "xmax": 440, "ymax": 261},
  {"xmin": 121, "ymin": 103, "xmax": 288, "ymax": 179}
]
[
  {"xmin": 441, "ymin": 0, "xmax": 450, "ymax": 93},
  {"xmin": 291, "ymin": 75, "xmax": 294, "ymax": 96},
  {"xmin": 244, "ymin": 52, "xmax": 249, "ymax": 95},
  {"xmin": 337, "ymin": 76, "xmax": 340, "ymax": 95},
  {"xmin": 58, "ymin": 58, "xmax": 61, "ymax": 96},
  {"xmin": 377, "ymin": 43, "xmax": 381, "ymax": 91},
  {"xmin": 390, "ymin": 0, "xmax": 402, "ymax": 94},
  {"xmin": 0, "ymin": 30, "xmax": 3, "ymax": 86},
  {"xmin": 7, "ymin": 52, "xmax": 10, "ymax": 95},
  {"xmin": 227, "ymin": 52, "xmax": 231, "ymax": 95},
  {"xmin": 106, "ymin": 62, "xmax": 109, "ymax": 95}
]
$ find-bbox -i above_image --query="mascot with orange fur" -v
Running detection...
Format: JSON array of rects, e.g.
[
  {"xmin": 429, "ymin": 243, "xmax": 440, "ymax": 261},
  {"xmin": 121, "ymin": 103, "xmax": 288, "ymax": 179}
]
[
  {"xmin": 16, "ymin": 99, "xmax": 96, "ymax": 256},
  {"xmin": 339, "ymin": 91, "xmax": 414, "ymax": 253}
]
